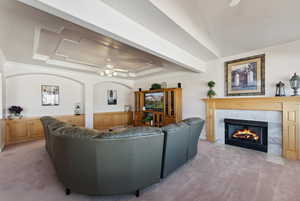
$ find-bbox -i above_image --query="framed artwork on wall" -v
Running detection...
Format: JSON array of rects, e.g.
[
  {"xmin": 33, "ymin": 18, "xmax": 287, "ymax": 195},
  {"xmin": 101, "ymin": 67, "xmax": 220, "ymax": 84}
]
[
  {"xmin": 107, "ymin": 89, "xmax": 117, "ymax": 105},
  {"xmin": 225, "ymin": 54, "xmax": 265, "ymax": 96},
  {"xmin": 41, "ymin": 85, "xmax": 59, "ymax": 106}
]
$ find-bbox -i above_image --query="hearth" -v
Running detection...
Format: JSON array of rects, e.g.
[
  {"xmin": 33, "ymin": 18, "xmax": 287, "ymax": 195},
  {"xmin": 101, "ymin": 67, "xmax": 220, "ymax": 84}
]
[{"xmin": 224, "ymin": 119, "xmax": 268, "ymax": 152}]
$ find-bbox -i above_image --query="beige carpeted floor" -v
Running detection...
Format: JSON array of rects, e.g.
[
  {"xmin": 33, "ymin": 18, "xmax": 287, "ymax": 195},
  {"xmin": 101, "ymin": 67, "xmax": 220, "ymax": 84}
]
[{"xmin": 1, "ymin": 140, "xmax": 300, "ymax": 201}]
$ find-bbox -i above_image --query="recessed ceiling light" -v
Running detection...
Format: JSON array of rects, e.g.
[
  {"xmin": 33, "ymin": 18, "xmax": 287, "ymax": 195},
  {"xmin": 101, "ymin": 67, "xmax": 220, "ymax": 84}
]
[
  {"xmin": 229, "ymin": 0, "xmax": 241, "ymax": 7},
  {"xmin": 106, "ymin": 64, "xmax": 114, "ymax": 69},
  {"xmin": 128, "ymin": 73, "xmax": 136, "ymax": 77},
  {"xmin": 105, "ymin": 69, "xmax": 113, "ymax": 74}
]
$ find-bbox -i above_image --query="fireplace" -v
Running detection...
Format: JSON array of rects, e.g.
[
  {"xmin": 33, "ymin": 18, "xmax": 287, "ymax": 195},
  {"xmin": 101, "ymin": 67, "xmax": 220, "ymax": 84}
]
[{"xmin": 224, "ymin": 119, "xmax": 268, "ymax": 152}]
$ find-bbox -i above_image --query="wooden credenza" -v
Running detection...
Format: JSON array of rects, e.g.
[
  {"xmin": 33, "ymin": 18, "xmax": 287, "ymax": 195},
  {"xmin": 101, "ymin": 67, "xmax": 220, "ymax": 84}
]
[
  {"xmin": 93, "ymin": 111, "xmax": 133, "ymax": 131},
  {"xmin": 5, "ymin": 112, "xmax": 133, "ymax": 146},
  {"xmin": 5, "ymin": 115, "xmax": 85, "ymax": 145}
]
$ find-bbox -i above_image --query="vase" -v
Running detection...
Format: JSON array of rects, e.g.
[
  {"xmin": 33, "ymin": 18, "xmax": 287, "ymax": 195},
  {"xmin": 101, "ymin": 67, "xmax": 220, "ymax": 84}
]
[{"xmin": 8, "ymin": 113, "xmax": 22, "ymax": 119}]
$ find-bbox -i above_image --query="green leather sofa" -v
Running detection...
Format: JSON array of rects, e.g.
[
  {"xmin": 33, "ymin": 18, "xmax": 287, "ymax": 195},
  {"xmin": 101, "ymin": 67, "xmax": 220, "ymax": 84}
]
[
  {"xmin": 40, "ymin": 116, "xmax": 204, "ymax": 196},
  {"xmin": 41, "ymin": 117, "xmax": 164, "ymax": 196},
  {"xmin": 183, "ymin": 118, "xmax": 205, "ymax": 160},
  {"xmin": 161, "ymin": 118, "xmax": 205, "ymax": 178}
]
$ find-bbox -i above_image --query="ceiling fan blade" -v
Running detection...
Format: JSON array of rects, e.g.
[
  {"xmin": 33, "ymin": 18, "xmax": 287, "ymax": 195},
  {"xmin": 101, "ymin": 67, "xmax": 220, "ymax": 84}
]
[
  {"xmin": 229, "ymin": 0, "xmax": 241, "ymax": 7},
  {"xmin": 114, "ymin": 68, "xmax": 129, "ymax": 73}
]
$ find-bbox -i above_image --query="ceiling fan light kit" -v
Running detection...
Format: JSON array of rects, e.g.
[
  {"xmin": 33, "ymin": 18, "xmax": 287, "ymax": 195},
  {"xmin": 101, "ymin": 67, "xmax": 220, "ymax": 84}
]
[{"xmin": 229, "ymin": 0, "xmax": 241, "ymax": 7}]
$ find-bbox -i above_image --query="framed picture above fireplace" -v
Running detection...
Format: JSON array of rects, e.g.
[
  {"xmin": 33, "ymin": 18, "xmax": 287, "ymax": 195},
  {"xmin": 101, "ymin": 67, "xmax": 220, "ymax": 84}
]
[{"xmin": 225, "ymin": 54, "xmax": 265, "ymax": 96}]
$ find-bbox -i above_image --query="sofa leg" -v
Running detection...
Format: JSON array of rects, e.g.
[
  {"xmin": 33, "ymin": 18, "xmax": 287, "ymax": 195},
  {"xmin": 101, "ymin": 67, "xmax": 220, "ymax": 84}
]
[
  {"xmin": 65, "ymin": 188, "xmax": 71, "ymax": 195},
  {"xmin": 135, "ymin": 189, "xmax": 140, "ymax": 197}
]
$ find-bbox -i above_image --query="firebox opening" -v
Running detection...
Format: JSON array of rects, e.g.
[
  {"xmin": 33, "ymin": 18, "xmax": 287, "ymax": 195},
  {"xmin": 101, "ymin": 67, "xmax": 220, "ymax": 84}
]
[
  {"xmin": 232, "ymin": 129, "xmax": 259, "ymax": 141},
  {"xmin": 224, "ymin": 119, "xmax": 268, "ymax": 152}
]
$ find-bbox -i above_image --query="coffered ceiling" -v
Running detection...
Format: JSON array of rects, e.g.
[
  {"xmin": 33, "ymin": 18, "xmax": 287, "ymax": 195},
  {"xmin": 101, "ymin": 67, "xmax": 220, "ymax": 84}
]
[
  {"xmin": 34, "ymin": 26, "xmax": 172, "ymax": 77},
  {"xmin": 0, "ymin": 0, "xmax": 188, "ymax": 79}
]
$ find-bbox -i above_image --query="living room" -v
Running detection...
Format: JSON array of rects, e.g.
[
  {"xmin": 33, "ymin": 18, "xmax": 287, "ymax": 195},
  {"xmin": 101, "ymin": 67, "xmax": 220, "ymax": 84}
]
[{"xmin": 1, "ymin": 0, "xmax": 300, "ymax": 201}]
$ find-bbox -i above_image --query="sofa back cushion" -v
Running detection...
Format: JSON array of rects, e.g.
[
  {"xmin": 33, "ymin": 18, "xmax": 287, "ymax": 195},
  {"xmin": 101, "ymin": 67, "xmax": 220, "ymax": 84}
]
[
  {"xmin": 52, "ymin": 125, "xmax": 101, "ymax": 139},
  {"xmin": 182, "ymin": 117, "xmax": 205, "ymax": 159},
  {"xmin": 97, "ymin": 127, "xmax": 162, "ymax": 139}
]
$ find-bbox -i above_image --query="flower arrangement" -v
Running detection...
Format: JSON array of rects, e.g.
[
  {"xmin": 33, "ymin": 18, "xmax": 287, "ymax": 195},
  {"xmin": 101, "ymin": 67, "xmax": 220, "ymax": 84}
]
[{"xmin": 8, "ymin": 106, "xmax": 23, "ymax": 116}]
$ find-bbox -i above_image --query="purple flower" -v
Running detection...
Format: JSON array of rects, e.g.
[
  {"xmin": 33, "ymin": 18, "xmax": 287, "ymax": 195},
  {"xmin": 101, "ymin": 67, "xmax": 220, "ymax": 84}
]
[{"xmin": 8, "ymin": 106, "xmax": 23, "ymax": 114}]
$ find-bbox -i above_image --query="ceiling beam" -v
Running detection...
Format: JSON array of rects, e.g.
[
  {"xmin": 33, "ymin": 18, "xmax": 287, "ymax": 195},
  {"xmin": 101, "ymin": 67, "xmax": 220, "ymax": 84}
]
[
  {"xmin": 17, "ymin": 0, "xmax": 207, "ymax": 73},
  {"xmin": 148, "ymin": 0, "xmax": 220, "ymax": 58}
]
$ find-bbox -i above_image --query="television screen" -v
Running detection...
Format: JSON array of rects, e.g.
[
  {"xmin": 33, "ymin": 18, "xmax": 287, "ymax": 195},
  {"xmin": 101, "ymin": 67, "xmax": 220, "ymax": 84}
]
[{"xmin": 144, "ymin": 92, "xmax": 164, "ymax": 111}]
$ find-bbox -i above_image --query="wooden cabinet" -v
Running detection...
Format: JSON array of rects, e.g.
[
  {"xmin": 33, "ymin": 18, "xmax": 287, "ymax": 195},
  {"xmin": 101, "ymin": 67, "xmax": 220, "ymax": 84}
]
[
  {"xmin": 27, "ymin": 119, "xmax": 44, "ymax": 138},
  {"xmin": 6, "ymin": 120, "xmax": 29, "ymax": 144},
  {"xmin": 57, "ymin": 115, "xmax": 85, "ymax": 127},
  {"xmin": 134, "ymin": 88, "xmax": 182, "ymax": 127},
  {"xmin": 5, "ymin": 112, "xmax": 133, "ymax": 146},
  {"xmin": 5, "ymin": 115, "xmax": 85, "ymax": 145},
  {"xmin": 93, "ymin": 112, "xmax": 133, "ymax": 131}
]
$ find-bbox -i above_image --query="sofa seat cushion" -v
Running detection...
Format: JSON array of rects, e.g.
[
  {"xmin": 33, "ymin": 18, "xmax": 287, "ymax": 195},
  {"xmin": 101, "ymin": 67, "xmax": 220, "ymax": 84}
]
[{"xmin": 98, "ymin": 126, "xmax": 162, "ymax": 139}]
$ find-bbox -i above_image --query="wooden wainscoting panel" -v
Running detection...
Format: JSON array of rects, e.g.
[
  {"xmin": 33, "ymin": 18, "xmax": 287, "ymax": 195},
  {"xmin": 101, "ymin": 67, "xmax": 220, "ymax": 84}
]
[
  {"xmin": 282, "ymin": 103, "xmax": 299, "ymax": 160},
  {"xmin": 56, "ymin": 115, "xmax": 85, "ymax": 127},
  {"xmin": 26, "ymin": 119, "xmax": 44, "ymax": 138},
  {"xmin": 94, "ymin": 111, "xmax": 133, "ymax": 131},
  {"xmin": 6, "ymin": 120, "xmax": 29, "ymax": 144},
  {"xmin": 5, "ymin": 114, "xmax": 85, "ymax": 145}
]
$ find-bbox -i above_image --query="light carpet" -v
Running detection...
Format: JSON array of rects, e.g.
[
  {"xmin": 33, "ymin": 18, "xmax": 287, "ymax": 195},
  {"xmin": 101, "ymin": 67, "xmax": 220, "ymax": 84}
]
[{"xmin": 1, "ymin": 140, "xmax": 300, "ymax": 201}]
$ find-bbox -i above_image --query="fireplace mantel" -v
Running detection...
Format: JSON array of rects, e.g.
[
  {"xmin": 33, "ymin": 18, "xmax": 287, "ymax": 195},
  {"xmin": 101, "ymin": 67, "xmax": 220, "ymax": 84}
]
[{"xmin": 202, "ymin": 96, "xmax": 300, "ymax": 160}]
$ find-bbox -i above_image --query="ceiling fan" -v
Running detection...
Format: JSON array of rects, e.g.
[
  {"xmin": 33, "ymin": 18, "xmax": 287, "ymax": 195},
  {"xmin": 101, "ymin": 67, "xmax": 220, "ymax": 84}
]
[
  {"xmin": 97, "ymin": 64, "xmax": 136, "ymax": 78},
  {"xmin": 229, "ymin": 0, "xmax": 241, "ymax": 7}
]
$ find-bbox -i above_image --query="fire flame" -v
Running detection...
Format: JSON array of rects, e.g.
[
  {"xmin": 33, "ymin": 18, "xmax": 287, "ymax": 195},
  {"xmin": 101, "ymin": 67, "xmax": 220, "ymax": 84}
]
[{"xmin": 232, "ymin": 129, "xmax": 259, "ymax": 141}]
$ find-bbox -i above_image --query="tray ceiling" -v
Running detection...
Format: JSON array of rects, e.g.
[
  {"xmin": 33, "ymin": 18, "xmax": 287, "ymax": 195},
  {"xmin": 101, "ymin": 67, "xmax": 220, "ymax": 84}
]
[
  {"xmin": 34, "ymin": 26, "xmax": 171, "ymax": 77},
  {"xmin": 0, "ymin": 0, "xmax": 188, "ymax": 79}
]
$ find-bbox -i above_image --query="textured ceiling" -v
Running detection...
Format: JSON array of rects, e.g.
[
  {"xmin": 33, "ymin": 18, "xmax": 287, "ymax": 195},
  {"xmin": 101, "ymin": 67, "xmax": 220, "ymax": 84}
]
[
  {"xmin": 149, "ymin": 0, "xmax": 300, "ymax": 57},
  {"xmin": 35, "ymin": 26, "xmax": 166, "ymax": 74},
  {"xmin": 3, "ymin": 0, "xmax": 300, "ymax": 78},
  {"xmin": 100, "ymin": 0, "xmax": 218, "ymax": 61}
]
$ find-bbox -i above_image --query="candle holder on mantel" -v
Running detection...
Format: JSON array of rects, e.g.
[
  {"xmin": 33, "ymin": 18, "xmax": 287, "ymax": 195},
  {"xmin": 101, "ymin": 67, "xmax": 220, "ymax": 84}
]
[{"xmin": 275, "ymin": 81, "xmax": 286, "ymax": 97}]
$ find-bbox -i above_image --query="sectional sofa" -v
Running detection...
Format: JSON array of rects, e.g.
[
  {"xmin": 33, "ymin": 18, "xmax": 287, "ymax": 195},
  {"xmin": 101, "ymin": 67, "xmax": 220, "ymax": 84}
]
[{"xmin": 40, "ymin": 116, "xmax": 204, "ymax": 197}]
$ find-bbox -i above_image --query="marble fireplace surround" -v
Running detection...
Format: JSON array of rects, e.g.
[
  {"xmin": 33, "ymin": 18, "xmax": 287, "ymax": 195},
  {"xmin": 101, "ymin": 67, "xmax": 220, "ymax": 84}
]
[
  {"xmin": 215, "ymin": 110, "xmax": 282, "ymax": 156},
  {"xmin": 203, "ymin": 97, "xmax": 300, "ymax": 160}
]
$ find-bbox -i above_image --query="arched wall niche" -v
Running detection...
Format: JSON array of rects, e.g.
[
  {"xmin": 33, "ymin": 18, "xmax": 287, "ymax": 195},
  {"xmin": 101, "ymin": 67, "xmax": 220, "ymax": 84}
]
[
  {"xmin": 93, "ymin": 81, "xmax": 133, "ymax": 113},
  {"xmin": 6, "ymin": 73, "xmax": 85, "ymax": 117}
]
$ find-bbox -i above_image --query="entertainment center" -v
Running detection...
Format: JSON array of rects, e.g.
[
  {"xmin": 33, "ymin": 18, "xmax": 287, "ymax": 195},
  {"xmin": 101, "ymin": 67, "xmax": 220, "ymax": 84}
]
[{"xmin": 134, "ymin": 87, "xmax": 182, "ymax": 127}]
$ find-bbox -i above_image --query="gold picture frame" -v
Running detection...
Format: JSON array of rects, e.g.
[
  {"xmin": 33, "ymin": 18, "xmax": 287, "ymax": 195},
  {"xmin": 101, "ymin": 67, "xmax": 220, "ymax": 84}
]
[{"xmin": 225, "ymin": 54, "xmax": 265, "ymax": 96}]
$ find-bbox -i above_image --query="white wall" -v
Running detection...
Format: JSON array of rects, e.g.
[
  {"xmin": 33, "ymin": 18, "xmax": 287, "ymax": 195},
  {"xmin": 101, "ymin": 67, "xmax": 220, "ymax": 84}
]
[
  {"xmin": 213, "ymin": 40, "xmax": 300, "ymax": 97},
  {"xmin": 4, "ymin": 62, "xmax": 134, "ymax": 128},
  {"xmin": 94, "ymin": 82, "xmax": 133, "ymax": 113},
  {"xmin": 6, "ymin": 74, "xmax": 84, "ymax": 117},
  {"xmin": 135, "ymin": 40, "xmax": 300, "ymax": 132}
]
